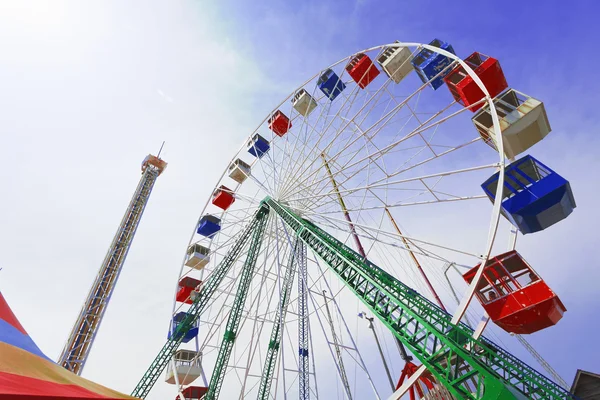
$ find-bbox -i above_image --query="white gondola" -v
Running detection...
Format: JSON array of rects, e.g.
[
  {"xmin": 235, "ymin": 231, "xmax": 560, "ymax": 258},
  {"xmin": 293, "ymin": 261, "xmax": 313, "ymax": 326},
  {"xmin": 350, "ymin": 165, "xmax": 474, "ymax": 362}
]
[
  {"xmin": 377, "ymin": 41, "xmax": 414, "ymax": 84},
  {"xmin": 184, "ymin": 244, "xmax": 210, "ymax": 270},
  {"xmin": 291, "ymin": 88, "xmax": 318, "ymax": 117},
  {"xmin": 228, "ymin": 159, "xmax": 251, "ymax": 184},
  {"xmin": 165, "ymin": 349, "xmax": 203, "ymax": 385},
  {"xmin": 472, "ymin": 89, "xmax": 551, "ymax": 159}
]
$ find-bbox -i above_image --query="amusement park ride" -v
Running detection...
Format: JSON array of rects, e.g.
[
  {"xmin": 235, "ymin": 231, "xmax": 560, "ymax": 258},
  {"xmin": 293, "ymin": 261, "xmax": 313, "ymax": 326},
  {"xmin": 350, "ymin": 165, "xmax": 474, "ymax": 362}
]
[
  {"xmin": 58, "ymin": 153, "xmax": 167, "ymax": 375},
  {"xmin": 67, "ymin": 41, "xmax": 581, "ymax": 399}
]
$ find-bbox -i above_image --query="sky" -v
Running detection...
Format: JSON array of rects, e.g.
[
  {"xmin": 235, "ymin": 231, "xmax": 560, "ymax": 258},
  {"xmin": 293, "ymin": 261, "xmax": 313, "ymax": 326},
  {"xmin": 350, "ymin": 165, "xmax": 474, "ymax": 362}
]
[{"xmin": 0, "ymin": 0, "xmax": 599, "ymax": 399}]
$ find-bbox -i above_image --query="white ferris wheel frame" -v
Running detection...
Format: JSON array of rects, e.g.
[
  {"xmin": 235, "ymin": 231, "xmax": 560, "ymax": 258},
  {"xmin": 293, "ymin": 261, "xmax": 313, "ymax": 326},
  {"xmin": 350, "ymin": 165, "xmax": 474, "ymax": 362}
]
[{"xmin": 168, "ymin": 41, "xmax": 508, "ymax": 399}]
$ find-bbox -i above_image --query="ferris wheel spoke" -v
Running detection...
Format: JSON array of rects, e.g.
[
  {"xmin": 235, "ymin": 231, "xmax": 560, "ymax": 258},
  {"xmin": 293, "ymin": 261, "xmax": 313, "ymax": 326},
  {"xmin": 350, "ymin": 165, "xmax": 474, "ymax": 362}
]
[
  {"xmin": 278, "ymin": 82, "xmax": 367, "ymax": 197},
  {"xmin": 275, "ymin": 97, "xmax": 334, "ymax": 197},
  {"xmin": 281, "ymin": 79, "xmax": 440, "ymax": 198},
  {"xmin": 305, "ymin": 212, "xmax": 481, "ymax": 262},
  {"xmin": 279, "ymin": 75, "xmax": 389, "ymax": 197},
  {"xmin": 304, "ymin": 133, "xmax": 485, "ymax": 207},
  {"xmin": 290, "ymin": 162, "xmax": 497, "ymax": 207}
]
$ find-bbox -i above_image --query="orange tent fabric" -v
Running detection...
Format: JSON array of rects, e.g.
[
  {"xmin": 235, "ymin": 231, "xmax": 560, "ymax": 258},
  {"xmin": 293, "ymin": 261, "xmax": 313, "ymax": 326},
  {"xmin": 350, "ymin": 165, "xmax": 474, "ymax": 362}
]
[{"xmin": 0, "ymin": 292, "xmax": 136, "ymax": 399}]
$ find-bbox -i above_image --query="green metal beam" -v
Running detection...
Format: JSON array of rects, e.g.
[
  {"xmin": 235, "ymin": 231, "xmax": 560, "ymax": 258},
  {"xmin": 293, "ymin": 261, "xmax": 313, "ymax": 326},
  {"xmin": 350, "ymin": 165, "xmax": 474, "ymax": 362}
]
[
  {"xmin": 264, "ymin": 197, "xmax": 574, "ymax": 400},
  {"xmin": 256, "ymin": 238, "xmax": 299, "ymax": 400},
  {"xmin": 297, "ymin": 240, "xmax": 310, "ymax": 399},
  {"xmin": 205, "ymin": 210, "xmax": 269, "ymax": 400},
  {"xmin": 131, "ymin": 206, "xmax": 269, "ymax": 399}
]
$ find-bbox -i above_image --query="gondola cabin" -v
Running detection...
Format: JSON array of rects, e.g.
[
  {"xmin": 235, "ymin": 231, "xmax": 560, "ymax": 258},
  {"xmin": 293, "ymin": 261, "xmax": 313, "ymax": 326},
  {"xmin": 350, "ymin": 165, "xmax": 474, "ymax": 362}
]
[
  {"xmin": 376, "ymin": 42, "xmax": 414, "ymax": 84},
  {"xmin": 318, "ymin": 68, "xmax": 346, "ymax": 101},
  {"xmin": 292, "ymin": 89, "xmax": 318, "ymax": 117},
  {"xmin": 268, "ymin": 110, "xmax": 292, "ymax": 137},
  {"xmin": 463, "ymin": 250, "xmax": 566, "ymax": 334},
  {"xmin": 165, "ymin": 350, "xmax": 203, "ymax": 385},
  {"xmin": 212, "ymin": 185, "xmax": 235, "ymax": 210},
  {"xmin": 177, "ymin": 386, "xmax": 209, "ymax": 400},
  {"xmin": 168, "ymin": 312, "xmax": 198, "ymax": 343},
  {"xmin": 185, "ymin": 244, "xmax": 210, "ymax": 270},
  {"xmin": 247, "ymin": 133, "xmax": 270, "ymax": 158},
  {"xmin": 141, "ymin": 154, "xmax": 168, "ymax": 176},
  {"xmin": 481, "ymin": 155, "xmax": 576, "ymax": 234},
  {"xmin": 472, "ymin": 89, "xmax": 551, "ymax": 159},
  {"xmin": 176, "ymin": 276, "xmax": 202, "ymax": 304},
  {"xmin": 411, "ymin": 39, "xmax": 456, "ymax": 90},
  {"xmin": 444, "ymin": 52, "xmax": 508, "ymax": 112},
  {"xmin": 197, "ymin": 215, "xmax": 221, "ymax": 237},
  {"xmin": 228, "ymin": 159, "xmax": 251, "ymax": 184},
  {"xmin": 346, "ymin": 53, "xmax": 380, "ymax": 89}
]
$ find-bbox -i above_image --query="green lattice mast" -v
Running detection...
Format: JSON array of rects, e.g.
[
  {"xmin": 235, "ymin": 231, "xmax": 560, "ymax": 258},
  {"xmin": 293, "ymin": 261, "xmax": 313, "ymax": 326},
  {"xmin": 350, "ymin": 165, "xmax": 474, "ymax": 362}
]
[
  {"xmin": 130, "ymin": 207, "xmax": 269, "ymax": 398},
  {"xmin": 266, "ymin": 198, "xmax": 573, "ymax": 400},
  {"xmin": 132, "ymin": 199, "xmax": 575, "ymax": 399},
  {"xmin": 256, "ymin": 238, "xmax": 299, "ymax": 400},
  {"xmin": 204, "ymin": 208, "xmax": 269, "ymax": 400}
]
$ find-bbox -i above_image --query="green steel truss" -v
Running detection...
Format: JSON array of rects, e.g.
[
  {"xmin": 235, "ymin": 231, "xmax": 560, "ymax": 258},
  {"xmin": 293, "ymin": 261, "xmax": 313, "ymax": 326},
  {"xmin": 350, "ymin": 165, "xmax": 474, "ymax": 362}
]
[
  {"xmin": 133, "ymin": 198, "xmax": 576, "ymax": 400},
  {"xmin": 264, "ymin": 197, "xmax": 574, "ymax": 400},
  {"xmin": 297, "ymin": 240, "xmax": 310, "ymax": 399},
  {"xmin": 205, "ymin": 208, "xmax": 269, "ymax": 400},
  {"xmin": 131, "ymin": 206, "xmax": 269, "ymax": 399},
  {"xmin": 256, "ymin": 238, "xmax": 300, "ymax": 400}
]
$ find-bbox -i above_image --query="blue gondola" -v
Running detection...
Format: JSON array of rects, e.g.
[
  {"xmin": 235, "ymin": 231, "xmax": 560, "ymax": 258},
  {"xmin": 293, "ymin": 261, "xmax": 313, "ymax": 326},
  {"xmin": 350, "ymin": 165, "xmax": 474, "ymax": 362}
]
[
  {"xmin": 247, "ymin": 133, "xmax": 270, "ymax": 158},
  {"xmin": 481, "ymin": 155, "xmax": 576, "ymax": 234},
  {"xmin": 197, "ymin": 215, "xmax": 221, "ymax": 237},
  {"xmin": 318, "ymin": 69, "xmax": 346, "ymax": 101},
  {"xmin": 411, "ymin": 39, "xmax": 455, "ymax": 90},
  {"xmin": 168, "ymin": 312, "xmax": 199, "ymax": 343}
]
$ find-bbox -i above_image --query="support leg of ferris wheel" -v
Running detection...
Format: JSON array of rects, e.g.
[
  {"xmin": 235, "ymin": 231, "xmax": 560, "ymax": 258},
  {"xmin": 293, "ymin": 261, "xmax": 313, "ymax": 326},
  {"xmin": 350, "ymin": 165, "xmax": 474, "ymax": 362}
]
[
  {"xmin": 280, "ymin": 221, "xmax": 366, "ymax": 400},
  {"xmin": 256, "ymin": 236, "xmax": 299, "ymax": 400},
  {"xmin": 268, "ymin": 198, "xmax": 574, "ymax": 399},
  {"xmin": 205, "ymin": 210, "xmax": 269, "ymax": 400},
  {"xmin": 297, "ymin": 240, "xmax": 311, "ymax": 400}
]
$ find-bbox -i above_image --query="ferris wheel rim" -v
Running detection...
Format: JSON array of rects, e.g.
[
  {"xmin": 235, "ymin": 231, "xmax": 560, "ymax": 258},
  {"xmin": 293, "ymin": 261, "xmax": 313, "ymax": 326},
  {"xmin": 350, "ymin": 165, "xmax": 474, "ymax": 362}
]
[
  {"xmin": 166, "ymin": 40, "xmax": 509, "ymax": 398},
  {"xmin": 171, "ymin": 40, "xmax": 506, "ymax": 310}
]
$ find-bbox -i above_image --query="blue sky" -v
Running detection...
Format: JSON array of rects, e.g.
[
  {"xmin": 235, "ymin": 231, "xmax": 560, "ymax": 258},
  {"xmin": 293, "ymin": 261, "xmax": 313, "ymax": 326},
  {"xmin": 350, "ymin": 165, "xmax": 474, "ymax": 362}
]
[
  {"xmin": 0, "ymin": 0, "xmax": 598, "ymax": 398},
  {"xmin": 208, "ymin": 0, "xmax": 600, "ymax": 385}
]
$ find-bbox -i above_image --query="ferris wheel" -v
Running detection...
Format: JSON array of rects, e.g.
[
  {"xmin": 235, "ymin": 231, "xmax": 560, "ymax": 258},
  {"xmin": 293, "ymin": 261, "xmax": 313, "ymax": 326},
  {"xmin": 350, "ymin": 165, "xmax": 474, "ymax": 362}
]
[{"xmin": 133, "ymin": 41, "xmax": 577, "ymax": 400}]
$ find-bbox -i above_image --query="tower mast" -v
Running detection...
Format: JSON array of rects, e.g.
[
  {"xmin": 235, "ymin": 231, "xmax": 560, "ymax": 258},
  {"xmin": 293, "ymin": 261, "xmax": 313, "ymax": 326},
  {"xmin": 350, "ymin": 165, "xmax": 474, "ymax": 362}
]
[{"xmin": 58, "ymin": 154, "xmax": 167, "ymax": 375}]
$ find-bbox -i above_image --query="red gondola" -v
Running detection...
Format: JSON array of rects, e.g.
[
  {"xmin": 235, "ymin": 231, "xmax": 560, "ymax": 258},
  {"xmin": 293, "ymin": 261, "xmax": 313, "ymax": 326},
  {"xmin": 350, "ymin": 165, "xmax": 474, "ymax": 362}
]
[
  {"xmin": 444, "ymin": 52, "xmax": 507, "ymax": 112},
  {"xmin": 463, "ymin": 250, "xmax": 566, "ymax": 334},
  {"xmin": 176, "ymin": 386, "xmax": 208, "ymax": 399},
  {"xmin": 268, "ymin": 110, "xmax": 292, "ymax": 137},
  {"xmin": 346, "ymin": 53, "xmax": 380, "ymax": 89},
  {"xmin": 212, "ymin": 185, "xmax": 235, "ymax": 211},
  {"xmin": 175, "ymin": 276, "xmax": 202, "ymax": 304}
]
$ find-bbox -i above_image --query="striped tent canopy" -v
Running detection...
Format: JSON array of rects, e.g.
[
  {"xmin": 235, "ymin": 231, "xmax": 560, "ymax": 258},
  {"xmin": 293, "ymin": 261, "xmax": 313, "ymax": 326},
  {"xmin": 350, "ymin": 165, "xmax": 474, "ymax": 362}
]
[{"xmin": 0, "ymin": 291, "xmax": 136, "ymax": 400}]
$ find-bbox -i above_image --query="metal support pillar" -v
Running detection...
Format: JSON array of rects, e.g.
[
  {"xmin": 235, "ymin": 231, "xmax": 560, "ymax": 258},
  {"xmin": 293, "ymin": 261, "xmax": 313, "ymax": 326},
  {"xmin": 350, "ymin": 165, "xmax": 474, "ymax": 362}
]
[
  {"xmin": 257, "ymin": 239, "xmax": 299, "ymax": 400},
  {"xmin": 205, "ymin": 211, "xmax": 269, "ymax": 400}
]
